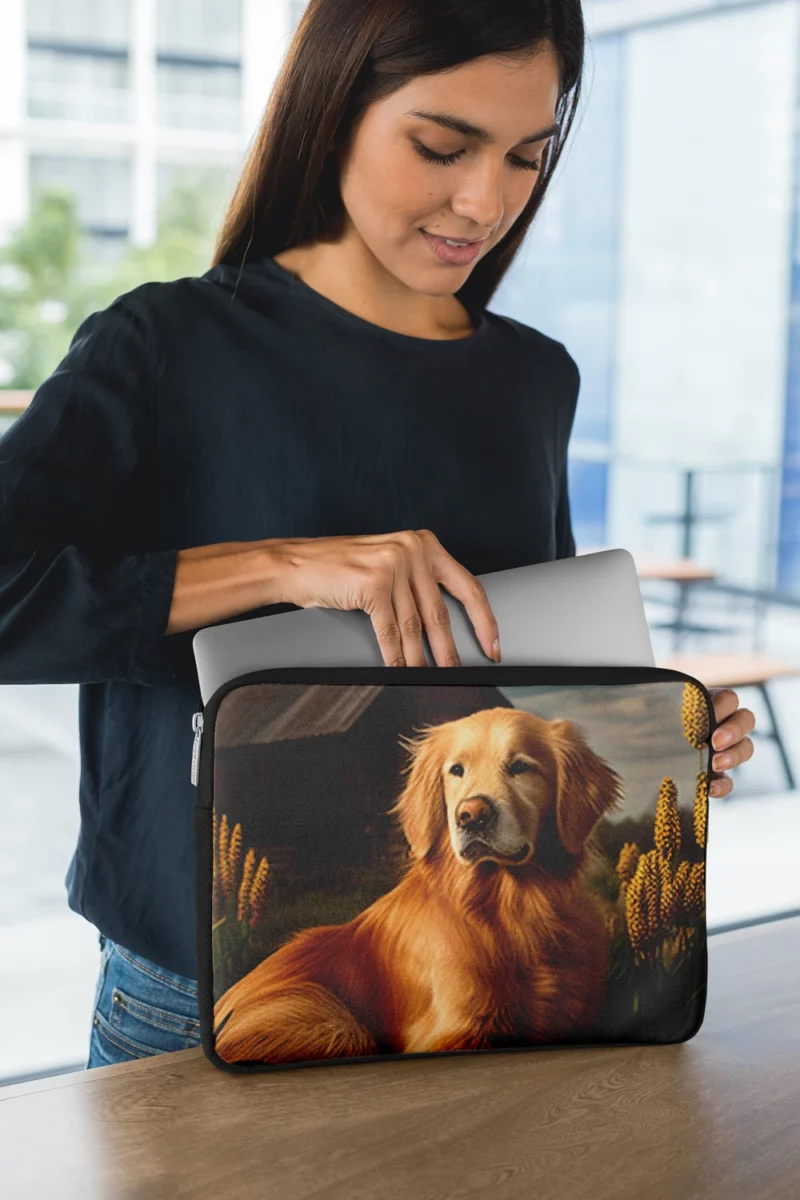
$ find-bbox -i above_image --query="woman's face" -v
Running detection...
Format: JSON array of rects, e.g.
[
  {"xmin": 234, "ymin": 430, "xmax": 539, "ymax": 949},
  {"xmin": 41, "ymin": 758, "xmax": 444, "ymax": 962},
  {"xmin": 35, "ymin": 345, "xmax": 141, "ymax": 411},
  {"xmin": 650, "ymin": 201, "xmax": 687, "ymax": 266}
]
[{"xmin": 336, "ymin": 47, "xmax": 561, "ymax": 296}]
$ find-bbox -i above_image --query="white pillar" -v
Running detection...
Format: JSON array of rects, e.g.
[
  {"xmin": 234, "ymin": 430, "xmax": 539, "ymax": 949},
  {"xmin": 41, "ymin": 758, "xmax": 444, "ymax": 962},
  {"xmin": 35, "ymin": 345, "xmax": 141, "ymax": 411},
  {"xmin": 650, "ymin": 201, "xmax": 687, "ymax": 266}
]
[
  {"xmin": 0, "ymin": 0, "xmax": 27, "ymax": 244},
  {"xmin": 242, "ymin": 0, "xmax": 292, "ymax": 139}
]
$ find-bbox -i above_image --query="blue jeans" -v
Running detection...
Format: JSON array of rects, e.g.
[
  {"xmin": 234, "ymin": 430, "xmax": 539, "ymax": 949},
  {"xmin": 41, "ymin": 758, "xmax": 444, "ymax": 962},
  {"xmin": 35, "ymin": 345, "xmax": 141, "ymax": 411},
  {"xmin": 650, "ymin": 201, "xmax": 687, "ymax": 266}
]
[{"xmin": 86, "ymin": 933, "xmax": 201, "ymax": 1069}]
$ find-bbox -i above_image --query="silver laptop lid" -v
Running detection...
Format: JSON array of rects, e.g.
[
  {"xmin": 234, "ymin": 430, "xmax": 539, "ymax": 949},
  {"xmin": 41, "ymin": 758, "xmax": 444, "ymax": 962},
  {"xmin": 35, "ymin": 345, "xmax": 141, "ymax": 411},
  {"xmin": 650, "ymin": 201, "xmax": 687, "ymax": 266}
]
[{"xmin": 193, "ymin": 548, "xmax": 654, "ymax": 705}]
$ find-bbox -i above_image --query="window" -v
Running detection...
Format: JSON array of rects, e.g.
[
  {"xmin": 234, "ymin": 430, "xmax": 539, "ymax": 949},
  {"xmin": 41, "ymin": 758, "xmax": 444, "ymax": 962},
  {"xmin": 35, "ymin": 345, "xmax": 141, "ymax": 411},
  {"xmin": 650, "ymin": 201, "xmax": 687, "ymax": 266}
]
[
  {"xmin": 27, "ymin": 0, "xmax": 130, "ymax": 46},
  {"xmin": 493, "ymin": 0, "xmax": 800, "ymax": 933},
  {"xmin": 155, "ymin": 0, "xmax": 242, "ymax": 131},
  {"xmin": 156, "ymin": 61, "xmax": 241, "ymax": 132},
  {"xmin": 26, "ymin": 0, "xmax": 131, "ymax": 124},
  {"xmin": 29, "ymin": 155, "xmax": 131, "ymax": 239},
  {"xmin": 27, "ymin": 49, "xmax": 129, "ymax": 124},
  {"xmin": 156, "ymin": 0, "xmax": 241, "ymax": 59}
]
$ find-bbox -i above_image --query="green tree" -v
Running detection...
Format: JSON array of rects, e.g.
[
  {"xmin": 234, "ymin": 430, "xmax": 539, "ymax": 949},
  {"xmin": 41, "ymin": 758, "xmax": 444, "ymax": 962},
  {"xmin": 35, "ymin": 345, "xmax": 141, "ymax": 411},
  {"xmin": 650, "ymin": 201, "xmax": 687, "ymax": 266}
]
[{"xmin": 0, "ymin": 178, "xmax": 224, "ymax": 391}]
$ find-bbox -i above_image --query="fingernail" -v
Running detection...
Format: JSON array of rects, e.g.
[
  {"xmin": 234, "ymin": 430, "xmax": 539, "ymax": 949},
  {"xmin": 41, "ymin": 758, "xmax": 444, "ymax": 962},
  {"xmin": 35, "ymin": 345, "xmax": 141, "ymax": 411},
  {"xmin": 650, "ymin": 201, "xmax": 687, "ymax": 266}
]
[
  {"xmin": 713, "ymin": 730, "xmax": 732, "ymax": 749},
  {"xmin": 714, "ymin": 753, "xmax": 732, "ymax": 770},
  {"xmin": 492, "ymin": 638, "xmax": 501, "ymax": 662}
]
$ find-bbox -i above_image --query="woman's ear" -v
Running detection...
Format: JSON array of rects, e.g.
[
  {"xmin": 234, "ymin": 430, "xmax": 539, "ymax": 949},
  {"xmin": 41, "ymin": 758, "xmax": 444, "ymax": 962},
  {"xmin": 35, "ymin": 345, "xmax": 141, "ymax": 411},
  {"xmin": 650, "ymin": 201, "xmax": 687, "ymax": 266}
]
[
  {"xmin": 548, "ymin": 719, "xmax": 624, "ymax": 855},
  {"xmin": 390, "ymin": 726, "xmax": 448, "ymax": 860}
]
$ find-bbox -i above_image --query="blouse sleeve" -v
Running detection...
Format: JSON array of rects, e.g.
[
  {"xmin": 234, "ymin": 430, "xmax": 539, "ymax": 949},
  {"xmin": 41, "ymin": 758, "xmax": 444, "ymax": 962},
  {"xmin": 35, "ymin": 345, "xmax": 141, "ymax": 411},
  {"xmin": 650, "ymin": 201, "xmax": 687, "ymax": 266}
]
[
  {"xmin": 555, "ymin": 465, "xmax": 576, "ymax": 559},
  {"xmin": 0, "ymin": 298, "xmax": 178, "ymax": 686},
  {"xmin": 554, "ymin": 344, "xmax": 579, "ymax": 560}
]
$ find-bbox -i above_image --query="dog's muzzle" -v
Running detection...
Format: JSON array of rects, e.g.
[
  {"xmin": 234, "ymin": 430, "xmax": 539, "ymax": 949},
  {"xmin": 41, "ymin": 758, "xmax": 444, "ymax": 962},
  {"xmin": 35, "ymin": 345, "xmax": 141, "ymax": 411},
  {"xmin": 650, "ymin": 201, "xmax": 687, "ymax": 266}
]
[{"xmin": 454, "ymin": 795, "xmax": 532, "ymax": 865}]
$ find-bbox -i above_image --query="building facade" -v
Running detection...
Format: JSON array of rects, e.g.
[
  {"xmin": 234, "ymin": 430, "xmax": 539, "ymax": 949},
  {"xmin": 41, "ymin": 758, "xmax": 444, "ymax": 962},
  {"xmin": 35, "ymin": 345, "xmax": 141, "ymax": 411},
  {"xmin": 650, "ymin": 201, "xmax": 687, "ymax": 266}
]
[{"xmin": 0, "ymin": 0, "xmax": 289, "ymax": 254}]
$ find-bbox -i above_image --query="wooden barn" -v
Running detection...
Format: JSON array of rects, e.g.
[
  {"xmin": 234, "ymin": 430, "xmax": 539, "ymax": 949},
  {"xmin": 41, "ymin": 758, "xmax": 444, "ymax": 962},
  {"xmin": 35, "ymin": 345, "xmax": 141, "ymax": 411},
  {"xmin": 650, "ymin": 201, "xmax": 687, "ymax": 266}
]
[{"xmin": 212, "ymin": 682, "xmax": 514, "ymax": 875}]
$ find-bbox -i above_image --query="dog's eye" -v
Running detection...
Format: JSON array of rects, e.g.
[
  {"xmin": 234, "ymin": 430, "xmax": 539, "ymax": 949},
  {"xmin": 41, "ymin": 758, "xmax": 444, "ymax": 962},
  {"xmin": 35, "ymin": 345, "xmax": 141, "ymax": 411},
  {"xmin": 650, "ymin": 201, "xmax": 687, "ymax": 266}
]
[
  {"xmin": 508, "ymin": 760, "xmax": 533, "ymax": 775},
  {"xmin": 449, "ymin": 763, "xmax": 464, "ymax": 776}
]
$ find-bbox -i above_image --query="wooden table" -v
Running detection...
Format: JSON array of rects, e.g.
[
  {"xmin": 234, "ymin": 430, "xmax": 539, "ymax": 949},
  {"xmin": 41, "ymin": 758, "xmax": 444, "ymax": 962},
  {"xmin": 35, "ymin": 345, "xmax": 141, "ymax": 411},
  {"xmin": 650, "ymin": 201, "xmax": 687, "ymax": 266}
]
[
  {"xmin": 578, "ymin": 548, "xmax": 717, "ymax": 583},
  {"xmin": 2, "ymin": 917, "xmax": 800, "ymax": 1199},
  {"xmin": 626, "ymin": 554, "xmax": 718, "ymax": 585}
]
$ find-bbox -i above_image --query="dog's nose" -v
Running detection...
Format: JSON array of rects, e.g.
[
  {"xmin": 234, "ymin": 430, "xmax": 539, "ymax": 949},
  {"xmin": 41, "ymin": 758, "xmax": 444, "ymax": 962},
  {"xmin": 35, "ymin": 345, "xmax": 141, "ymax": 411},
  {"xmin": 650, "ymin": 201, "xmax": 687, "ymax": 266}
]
[{"xmin": 456, "ymin": 796, "xmax": 494, "ymax": 829}]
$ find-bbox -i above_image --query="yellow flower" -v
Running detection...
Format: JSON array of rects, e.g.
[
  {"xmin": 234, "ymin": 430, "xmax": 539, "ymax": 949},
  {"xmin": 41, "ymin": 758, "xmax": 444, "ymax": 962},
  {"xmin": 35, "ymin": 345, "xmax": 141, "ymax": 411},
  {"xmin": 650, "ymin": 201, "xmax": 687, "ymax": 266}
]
[
  {"xmin": 693, "ymin": 771, "xmax": 709, "ymax": 849},
  {"xmin": 237, "ymin": 848, "xmax": 257, "ymax": 924},
  {"xmin": 227, "ymin": 822, "xmax": 242, "ymax": 885},
  {"xmin": 625, "ymin": 863, "xmax": 650, "ymax": 962},
  {"xmin": 616, "ymin": 842, "xmax": 641, "ymax": 891},
  {"xmin": 217, "ymin": 813, "xmax": 231, "ymax": 899},
  {"xmin": 671, "ymin": 860, "xmax": 692, "ymax": 925},
  {"xmin": 654, "ymin": 777, "xmax": 681, "ymax": 865},
  {"xmin": 657, "ymin": 853, "xmax": 675, "ymax": 924},
  {"xmin": 681, "ymin": 681, "xmax": 710, "ymax": 750},
  {"xmin": 248, "ymin": 857, "xmax": 270, "ymax": 927},
  {"xmin": 686, "ymin": 862, "xmax": 705, "ymax": 918},
  {"xmin": 640, "ymin": 850, "xmax": 661, "ymax": 937}
]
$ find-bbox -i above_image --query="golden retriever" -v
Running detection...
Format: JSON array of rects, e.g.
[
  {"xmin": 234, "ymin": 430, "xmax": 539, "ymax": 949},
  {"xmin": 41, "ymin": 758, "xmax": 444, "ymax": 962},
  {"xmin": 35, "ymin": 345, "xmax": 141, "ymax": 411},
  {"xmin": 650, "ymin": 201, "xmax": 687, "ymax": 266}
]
[{"xmin": 213, "ymin": 705, "xmax": 624, "ymax": 1064}]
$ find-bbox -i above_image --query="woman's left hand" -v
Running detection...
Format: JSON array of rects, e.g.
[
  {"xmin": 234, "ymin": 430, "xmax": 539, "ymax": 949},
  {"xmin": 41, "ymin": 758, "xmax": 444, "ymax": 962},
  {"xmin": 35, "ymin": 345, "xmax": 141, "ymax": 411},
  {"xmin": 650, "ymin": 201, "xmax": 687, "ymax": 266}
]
[{"xmin": 709, "ymin": 688, "xmax": 756, "ymax": 797}]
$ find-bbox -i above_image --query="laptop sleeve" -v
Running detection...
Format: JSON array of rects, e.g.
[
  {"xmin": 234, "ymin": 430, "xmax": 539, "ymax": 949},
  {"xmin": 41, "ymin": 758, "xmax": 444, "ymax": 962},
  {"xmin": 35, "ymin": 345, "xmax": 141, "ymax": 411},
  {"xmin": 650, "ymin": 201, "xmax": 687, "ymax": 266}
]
[{"xmin": 192, "ymin": 664, "xmax": 715, "ymax": 1072}]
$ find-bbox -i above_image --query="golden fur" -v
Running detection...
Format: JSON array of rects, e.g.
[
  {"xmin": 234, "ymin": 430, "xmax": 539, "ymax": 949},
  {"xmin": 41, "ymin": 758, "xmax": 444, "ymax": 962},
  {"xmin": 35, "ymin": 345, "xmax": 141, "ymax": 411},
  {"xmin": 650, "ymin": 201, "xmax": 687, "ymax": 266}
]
[{"xmin": 213, "ymin": 706, "xmax": 624, "ymax": 1063}]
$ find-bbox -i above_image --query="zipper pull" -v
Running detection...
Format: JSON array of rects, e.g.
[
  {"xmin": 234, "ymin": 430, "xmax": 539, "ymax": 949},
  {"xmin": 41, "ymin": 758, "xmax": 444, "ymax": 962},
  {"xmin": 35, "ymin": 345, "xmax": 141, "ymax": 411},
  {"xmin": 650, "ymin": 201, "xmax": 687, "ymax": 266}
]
[{"xmin": 191, "ymin": 712, "xmax": 204, "ymax": 787}]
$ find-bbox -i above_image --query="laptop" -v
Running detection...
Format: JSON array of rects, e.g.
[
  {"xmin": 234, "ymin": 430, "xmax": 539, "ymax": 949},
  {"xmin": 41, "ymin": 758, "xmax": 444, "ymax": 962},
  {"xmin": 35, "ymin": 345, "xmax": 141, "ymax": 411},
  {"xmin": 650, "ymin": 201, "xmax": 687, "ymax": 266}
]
[{"xmin": 192, "ymin": 548, "xmax": 654, "ymax": 705}]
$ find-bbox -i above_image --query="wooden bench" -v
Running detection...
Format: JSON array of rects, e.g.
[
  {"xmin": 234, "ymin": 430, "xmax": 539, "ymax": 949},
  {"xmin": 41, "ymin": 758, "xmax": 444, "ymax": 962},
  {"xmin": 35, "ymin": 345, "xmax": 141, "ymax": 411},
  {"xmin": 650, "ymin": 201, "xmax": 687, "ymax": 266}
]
[
  {"xmin": 657, "ymin": 652, "xmax": 799, "ymax": 791},
  {"xmin": 0, "ymin": 391, "xmax": 33, "ymax": 415}
]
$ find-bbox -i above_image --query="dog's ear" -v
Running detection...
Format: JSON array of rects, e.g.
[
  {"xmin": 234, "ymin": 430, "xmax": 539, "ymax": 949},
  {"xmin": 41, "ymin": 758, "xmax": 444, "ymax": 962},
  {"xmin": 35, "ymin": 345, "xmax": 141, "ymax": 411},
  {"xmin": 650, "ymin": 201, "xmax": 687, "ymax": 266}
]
[
  {"xmin": 390, "ymin": 726, "xmax": 448, "ymax": 860},
  {"xmin": 547, "ymin": 718, "xmax": 624, "ymax": 855}
]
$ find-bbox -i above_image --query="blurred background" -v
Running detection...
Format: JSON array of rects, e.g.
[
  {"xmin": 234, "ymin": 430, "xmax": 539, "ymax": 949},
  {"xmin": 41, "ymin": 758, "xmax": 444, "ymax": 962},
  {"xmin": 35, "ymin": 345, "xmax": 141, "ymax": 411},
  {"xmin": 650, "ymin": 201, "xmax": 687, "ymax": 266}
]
[{"xmin": 1, "ymin": 0, "xmax": 799, "ymax": 1084}]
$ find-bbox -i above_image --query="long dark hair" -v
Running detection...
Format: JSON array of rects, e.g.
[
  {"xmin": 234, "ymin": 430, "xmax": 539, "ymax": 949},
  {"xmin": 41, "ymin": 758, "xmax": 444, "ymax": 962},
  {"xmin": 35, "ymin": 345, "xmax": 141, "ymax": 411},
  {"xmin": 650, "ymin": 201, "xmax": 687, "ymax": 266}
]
[{"xmin": 212, "ymin": 0, "xmax": 585, "ymax": 312}]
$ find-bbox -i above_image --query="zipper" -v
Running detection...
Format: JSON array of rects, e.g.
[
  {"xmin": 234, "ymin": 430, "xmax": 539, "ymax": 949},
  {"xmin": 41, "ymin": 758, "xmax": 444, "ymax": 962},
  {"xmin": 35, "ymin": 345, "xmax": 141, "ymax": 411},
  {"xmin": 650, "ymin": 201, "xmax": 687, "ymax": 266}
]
[{"xmin": 191, "ymin": 711, "xmax": 204, "ymax": 787}]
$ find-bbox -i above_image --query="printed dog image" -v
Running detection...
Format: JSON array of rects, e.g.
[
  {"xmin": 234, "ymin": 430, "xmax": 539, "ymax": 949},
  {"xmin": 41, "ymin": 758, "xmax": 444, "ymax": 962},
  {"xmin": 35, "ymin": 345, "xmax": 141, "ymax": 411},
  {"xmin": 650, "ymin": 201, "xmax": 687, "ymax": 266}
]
[{"xmin": 212, "ymin": 705, "xmax": 625, "ymax": 1064}]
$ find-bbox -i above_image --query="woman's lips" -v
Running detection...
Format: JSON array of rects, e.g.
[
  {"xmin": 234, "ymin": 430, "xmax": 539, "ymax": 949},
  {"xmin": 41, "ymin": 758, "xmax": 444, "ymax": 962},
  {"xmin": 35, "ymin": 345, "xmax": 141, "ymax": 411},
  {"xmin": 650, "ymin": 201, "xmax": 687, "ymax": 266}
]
[{"xmin": 420, "ymin": 229, "xmax": 484, "ymax": 265}]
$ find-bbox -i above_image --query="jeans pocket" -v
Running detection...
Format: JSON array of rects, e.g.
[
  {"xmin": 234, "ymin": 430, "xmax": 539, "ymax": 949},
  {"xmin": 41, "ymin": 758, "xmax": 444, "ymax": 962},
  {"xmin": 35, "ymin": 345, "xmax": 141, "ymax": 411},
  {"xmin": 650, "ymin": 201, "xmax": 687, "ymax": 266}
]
[
  {"xmin": 107, "ymin": 986, "xmax": 201, "ymax": 1056},
  {"xmin": 90, "ymin": 940, "xmax": 201, "ymax": 1064},
  {"xmin": 90, "ymin": 1011, "xmax": 143, "ymax": 1064}
]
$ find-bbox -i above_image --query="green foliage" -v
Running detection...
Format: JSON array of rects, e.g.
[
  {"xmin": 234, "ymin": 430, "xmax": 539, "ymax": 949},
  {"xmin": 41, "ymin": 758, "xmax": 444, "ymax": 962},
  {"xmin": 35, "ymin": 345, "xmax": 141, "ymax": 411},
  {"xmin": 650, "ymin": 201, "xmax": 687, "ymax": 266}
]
[{"xmin": 0, "ymin": 177, "xmax": 224, "ymax": 391}]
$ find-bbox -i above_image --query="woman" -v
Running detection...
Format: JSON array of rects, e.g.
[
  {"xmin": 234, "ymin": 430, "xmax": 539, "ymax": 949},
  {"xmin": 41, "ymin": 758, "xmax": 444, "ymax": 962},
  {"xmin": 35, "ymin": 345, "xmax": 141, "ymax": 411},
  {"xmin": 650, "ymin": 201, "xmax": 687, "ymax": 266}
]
[{"xmin": 0, "ymin": 0, "xmax": 754, "ymax": 1069}]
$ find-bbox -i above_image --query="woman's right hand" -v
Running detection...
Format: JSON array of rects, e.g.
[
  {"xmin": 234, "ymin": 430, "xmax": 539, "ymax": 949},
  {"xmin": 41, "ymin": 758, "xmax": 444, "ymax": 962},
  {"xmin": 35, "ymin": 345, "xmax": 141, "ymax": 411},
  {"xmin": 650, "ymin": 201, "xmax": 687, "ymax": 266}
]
[{"xmin": 271, "ymin": 529, "xmax": 501, "ymax": 667}]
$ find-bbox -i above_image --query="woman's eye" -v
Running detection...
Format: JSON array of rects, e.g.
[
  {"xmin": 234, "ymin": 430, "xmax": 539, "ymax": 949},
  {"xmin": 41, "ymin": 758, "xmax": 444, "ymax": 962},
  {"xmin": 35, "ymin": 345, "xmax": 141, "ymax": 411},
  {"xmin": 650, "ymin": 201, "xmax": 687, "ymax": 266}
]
[{"xmin": 413, "ymin": 141, "xmax": 541, "ymax": 173}]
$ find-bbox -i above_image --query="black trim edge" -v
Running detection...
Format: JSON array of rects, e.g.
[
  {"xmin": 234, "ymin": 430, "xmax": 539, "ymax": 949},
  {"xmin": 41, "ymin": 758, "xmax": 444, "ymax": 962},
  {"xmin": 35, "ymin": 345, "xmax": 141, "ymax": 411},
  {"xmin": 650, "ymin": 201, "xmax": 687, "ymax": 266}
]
[{"xmin": 195, "ymin": 663, "xmax": 718, "ymax": 813}]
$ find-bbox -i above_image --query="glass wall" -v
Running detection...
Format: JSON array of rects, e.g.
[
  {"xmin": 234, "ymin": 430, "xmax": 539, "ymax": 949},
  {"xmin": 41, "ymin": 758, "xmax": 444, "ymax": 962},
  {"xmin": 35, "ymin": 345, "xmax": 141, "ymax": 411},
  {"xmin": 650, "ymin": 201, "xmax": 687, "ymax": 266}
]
[
  {"xmin": 495, "ymin": 0, "xmax": 800, "ymax": 934},
  {"xmin": 492, "ymin": 32, "xmax": 626, "ymax": 553},
  {"xmin": 496, "ymin": 0, "xmax": 800, "ymax": 594}
]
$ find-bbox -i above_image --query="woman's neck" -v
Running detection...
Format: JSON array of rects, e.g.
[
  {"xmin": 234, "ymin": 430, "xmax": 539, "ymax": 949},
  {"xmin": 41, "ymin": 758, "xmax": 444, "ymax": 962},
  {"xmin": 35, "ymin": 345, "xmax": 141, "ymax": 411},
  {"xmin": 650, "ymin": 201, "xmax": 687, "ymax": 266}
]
[{"xmin": 272, "ymin": 239, "xmax": 476, "ymax": 341}]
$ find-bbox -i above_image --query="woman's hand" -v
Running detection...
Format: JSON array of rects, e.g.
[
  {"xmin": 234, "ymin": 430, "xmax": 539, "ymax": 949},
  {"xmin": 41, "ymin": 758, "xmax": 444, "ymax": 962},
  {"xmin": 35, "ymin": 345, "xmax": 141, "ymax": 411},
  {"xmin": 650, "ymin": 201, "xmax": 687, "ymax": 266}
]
[
  {"xmin": 709, "ymin": 688, "xmax": 756, "ymax": 797},
  {"xmin": 273, "ymin": 528, "xmax": 501, "ymax": 668}
]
